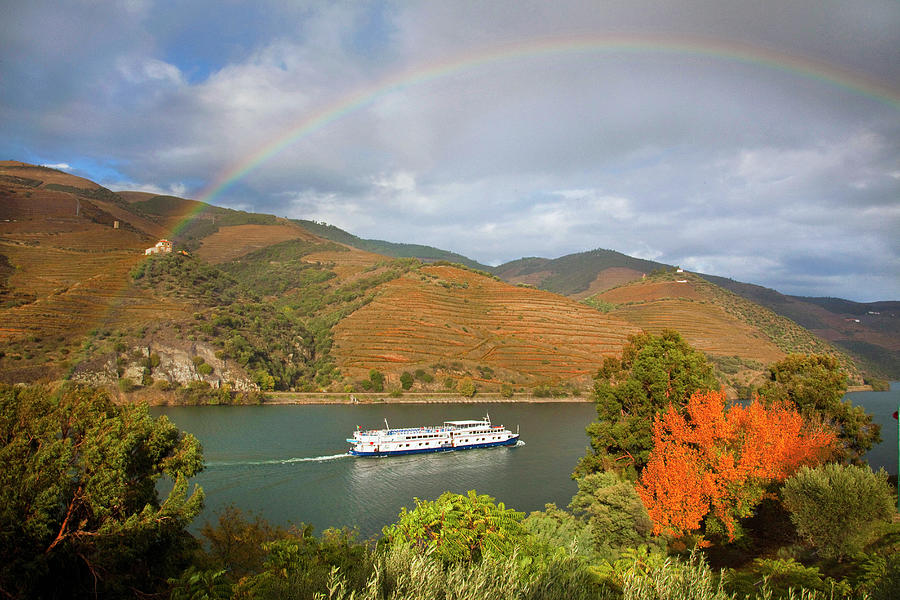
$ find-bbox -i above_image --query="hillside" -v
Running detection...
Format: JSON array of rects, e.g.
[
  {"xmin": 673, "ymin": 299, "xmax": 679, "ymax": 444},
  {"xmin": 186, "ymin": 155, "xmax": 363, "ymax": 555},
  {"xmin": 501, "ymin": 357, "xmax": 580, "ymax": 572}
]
[
  {"xmin": 0, "ymin": 164, "xmax": 200, "ymax": 382},
  {"xmin": 588, "ymin": 270, "xmax": 864, "ymax": 394},
  {"xmin": 332, "ymin": 264, "xmax": 642, "ymax": 389},
  {"xmin": 490, "ymin": 243, "xmax": 897, "ymax": 380},
  {"xmin": 492, "ymin": 249, "xmax": 670, "ymax": 298},
  {"xmin": 0, "ymin": 161, "xmax": 887, "ymax": 397},
  {"xmin": 294, "ymin": 219, "xmax": 492, "ymax": 270},
  {"xmin": 699, "ymin": 274, "xmax": 900, "ymax": 379}
]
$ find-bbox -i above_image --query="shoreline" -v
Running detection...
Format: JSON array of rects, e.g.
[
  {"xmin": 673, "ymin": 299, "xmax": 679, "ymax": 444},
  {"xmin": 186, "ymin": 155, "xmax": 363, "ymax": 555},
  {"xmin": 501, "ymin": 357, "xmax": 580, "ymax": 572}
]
[{"xmin": 262, "ymin": 392, "xmax": 595, "ymax": 405}]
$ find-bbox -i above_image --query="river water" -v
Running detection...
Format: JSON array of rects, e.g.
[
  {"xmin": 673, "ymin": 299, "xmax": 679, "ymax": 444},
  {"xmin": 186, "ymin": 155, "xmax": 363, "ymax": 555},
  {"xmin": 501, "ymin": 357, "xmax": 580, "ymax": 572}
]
[
  {"xmin": 155, "ymin": 385, "xmax": 899, "ymax": 539},
  {"xmin": 155, "ymin": 402, "xmax": 596, "ymax": 539}
]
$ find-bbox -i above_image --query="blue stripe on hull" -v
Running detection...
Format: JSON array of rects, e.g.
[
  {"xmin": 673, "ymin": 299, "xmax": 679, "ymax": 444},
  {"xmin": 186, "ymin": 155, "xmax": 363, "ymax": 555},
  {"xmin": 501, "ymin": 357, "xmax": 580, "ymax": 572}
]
[{"xmin": 349, "ymin": 436, "xmax": 519, "ymax": 457}]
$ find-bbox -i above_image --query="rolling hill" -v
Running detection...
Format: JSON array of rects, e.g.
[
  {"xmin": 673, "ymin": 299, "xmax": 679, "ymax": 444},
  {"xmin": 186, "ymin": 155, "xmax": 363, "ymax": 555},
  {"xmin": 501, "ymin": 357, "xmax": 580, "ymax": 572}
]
[
  {"xmin": 293, "ymin": 219, "xmax": 492, "ymax": 271},
  {"xmin": 697, "ymin": 274, "xmax": 900, "ymax": 379},
  {"xmin": 491, "ymin": 249, "xmax": 670, "ymax": 298},
  {"xmin": 0, "ymin": 161, "xmax": 888, "ymax": 398}
]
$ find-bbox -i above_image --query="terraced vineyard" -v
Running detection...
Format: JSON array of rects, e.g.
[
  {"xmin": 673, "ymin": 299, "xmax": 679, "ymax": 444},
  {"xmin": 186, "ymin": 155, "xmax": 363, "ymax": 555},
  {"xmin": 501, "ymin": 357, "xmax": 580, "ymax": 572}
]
[
  {"xmin": 333, "ymin": 265, "xmax": 642, "ymax": 387},
  {"xmin": 196, "ymin": 223, "xmax": 322, "ymax": 264},
  {"xmin": 1, "ymin": 161, "xmax": 879, "ymax": 392},
  {"xmin": 593, "ymin": 271, "xmax": 862, "ymax": 384},
  {"xmin": 0, "ymin": 165, "xmax": 191, "ymax": 383}
]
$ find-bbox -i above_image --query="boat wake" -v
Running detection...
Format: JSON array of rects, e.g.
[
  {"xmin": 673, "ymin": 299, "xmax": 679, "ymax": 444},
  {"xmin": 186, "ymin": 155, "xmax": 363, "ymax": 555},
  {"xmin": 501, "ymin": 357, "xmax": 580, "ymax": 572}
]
[
  {"xmin": 207, "ymin": 453, "xmax": 350, "ymax": 467},
  {"xmin": 515, "ymin": 440, "xmax": 526, "ymax": 447}
]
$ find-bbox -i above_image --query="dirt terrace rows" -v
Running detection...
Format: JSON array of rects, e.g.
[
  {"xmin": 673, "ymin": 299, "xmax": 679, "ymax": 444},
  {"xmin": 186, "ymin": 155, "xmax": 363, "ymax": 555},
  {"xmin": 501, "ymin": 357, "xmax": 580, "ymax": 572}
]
[{"xmin": 333, "ymin": 265, "xmax": 642, "ymax": 384}]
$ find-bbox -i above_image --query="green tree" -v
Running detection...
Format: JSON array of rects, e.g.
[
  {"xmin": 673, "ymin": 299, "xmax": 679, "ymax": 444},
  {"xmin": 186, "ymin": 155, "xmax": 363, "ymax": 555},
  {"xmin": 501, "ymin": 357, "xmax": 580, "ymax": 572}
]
[
  {"xmin": 760, "ymin": 354, "xmax": 881, "ymax": 464},
  {"xmin": 400, "ymin": 371, "xmax": 414, "ymax": 390},
  {"xmin": 199, "ymin": 505, "xmax": 288, "ymax": 579},
  {"xmin": 522, "ymin": 503, "xmax": 596, "ymax": 561},
  {"xmin": 168, "ymin": 567, "xmax": 232, "ymax": 600},
  {"xmin": 576, "ymin": 330, "xmax": 718, "ymax": 479},
  {"xmin": 368, "ymin": 369, "xmax": 385, "ymax": 393},
  {"xmin": 0, "ymin": 384, "xmax": 204, "ymax": 598},
  {"xmin": 382, "ymin": 491, "xmax": 530, "ymax": 564},
  {"xmin": 782, "ymin": 463, "xmax": 895, "ymax": 560},
  {"xmin": 234, "ymin": 526, "xmax": 371, "ymax": 599},
  {"xmin": 569, "ymin": 471, "xmax": 656, "ymax": 559}
]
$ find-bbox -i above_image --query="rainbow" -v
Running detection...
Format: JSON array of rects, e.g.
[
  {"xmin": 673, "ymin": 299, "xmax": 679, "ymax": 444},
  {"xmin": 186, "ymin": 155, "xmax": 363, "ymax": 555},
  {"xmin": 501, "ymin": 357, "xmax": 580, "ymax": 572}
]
[{"xmin": 186, "ymin": 33, "xmax": 900, "ymax": 222}]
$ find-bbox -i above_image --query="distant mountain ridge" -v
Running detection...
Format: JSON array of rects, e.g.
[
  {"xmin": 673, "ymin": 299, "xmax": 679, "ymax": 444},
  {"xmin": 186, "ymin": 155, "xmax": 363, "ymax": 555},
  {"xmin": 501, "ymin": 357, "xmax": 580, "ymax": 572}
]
[
  {"xmin": 492, "ymin": 249, "xmax": 671, "ymax": 297},
  {"xmin": 697, "ymin": 274, "xmax": 899, "ymax": 379},
  {"xmin": 294, "ymin": 219, "xmax": 491, "ymax": 271}
]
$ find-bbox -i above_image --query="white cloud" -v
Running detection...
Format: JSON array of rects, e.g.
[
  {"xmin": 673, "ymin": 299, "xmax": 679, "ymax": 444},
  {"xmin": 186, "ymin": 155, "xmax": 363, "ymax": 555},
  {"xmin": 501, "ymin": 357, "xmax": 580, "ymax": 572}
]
[
  {"xmin": 40, "ymin": 162, "xmax": 72, "ymax": 171},
  {"xmin": 116, "ymin": 57, "xmax": 185, "ymax": 86}
]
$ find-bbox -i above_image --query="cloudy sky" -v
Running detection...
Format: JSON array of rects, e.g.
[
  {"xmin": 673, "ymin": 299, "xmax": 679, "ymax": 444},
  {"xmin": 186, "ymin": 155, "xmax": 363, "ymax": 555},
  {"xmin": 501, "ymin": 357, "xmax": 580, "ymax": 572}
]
[{"xmin": 2, "ymin": 1, "xmax": 898, "ymax": 301}]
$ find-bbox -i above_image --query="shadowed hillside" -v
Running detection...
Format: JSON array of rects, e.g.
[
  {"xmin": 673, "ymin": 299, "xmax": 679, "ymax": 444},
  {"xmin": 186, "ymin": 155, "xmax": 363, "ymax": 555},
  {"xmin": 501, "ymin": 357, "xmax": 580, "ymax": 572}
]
[
  {"xmin": 699, "ymin": 274, "xmax": 900, "ymax": 379},
  {"xmin": 493, "ymin": 249, "xmax": 669, "ymax": 298}
]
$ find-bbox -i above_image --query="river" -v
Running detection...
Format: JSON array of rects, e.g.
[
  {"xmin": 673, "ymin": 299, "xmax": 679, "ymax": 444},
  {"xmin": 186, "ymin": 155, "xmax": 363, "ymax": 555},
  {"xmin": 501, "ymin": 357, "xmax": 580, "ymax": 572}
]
[
  {"xmin": 155, "ymin": 402, "xmax": 596, "ymax": 539},
  {"xmin": 155, "ymin": 385, "xmax": 899, "ymax": 539}
]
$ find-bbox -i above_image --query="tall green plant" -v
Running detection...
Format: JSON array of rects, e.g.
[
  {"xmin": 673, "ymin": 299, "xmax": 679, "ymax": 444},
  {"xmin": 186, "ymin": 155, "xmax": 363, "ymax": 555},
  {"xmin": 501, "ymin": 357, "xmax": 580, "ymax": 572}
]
[
  {"xmin": 576, "ymin": 330, "xmax": 718, "ymax": 479},
  {"xmin": 382, "ymin": 491, "xmax": 529, "ymax": 564}
]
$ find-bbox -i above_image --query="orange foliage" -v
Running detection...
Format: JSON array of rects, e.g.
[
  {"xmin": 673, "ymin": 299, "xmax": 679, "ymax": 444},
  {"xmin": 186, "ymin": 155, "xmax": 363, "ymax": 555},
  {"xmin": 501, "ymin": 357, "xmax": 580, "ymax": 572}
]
[{"xmin": 636, "ymin": 389, "xmax": 834, "ymax": 539}]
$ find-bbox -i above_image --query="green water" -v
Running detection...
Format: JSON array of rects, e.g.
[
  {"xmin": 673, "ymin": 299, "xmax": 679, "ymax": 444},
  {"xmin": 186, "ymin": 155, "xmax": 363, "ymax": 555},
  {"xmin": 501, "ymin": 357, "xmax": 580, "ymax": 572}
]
[
  {"xmin": 846, "ymin": 382, "xmax": 899, "ymax": 477},
  {"xmin": 155, "ymin": 386, "xmax": 899, "ymax": 539},
  {"xmin": 155, "ymin": 403, "xmax": 596, "ymax": 539}
]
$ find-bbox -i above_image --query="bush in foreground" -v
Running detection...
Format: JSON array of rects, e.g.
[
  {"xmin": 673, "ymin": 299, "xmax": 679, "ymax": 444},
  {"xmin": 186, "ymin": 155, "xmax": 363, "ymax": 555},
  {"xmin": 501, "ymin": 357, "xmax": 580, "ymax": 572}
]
[{"xmin": 782, "ymin": 463, "xmax": 895, "ymax": 560}]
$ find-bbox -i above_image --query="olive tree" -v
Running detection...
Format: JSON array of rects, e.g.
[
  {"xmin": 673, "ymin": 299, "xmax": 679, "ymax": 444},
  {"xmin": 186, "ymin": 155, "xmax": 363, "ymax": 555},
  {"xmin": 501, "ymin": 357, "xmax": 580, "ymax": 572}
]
[{"xmin": 782, "ymin": 463, "xmax": 894, "ymax": 560}]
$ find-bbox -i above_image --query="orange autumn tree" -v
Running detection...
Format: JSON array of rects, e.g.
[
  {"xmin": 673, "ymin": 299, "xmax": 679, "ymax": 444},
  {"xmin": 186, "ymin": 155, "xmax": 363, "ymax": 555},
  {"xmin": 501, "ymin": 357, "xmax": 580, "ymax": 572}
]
[{"xmin": 635, "ymin": 389, "xmax": 834, "ymax": 540}]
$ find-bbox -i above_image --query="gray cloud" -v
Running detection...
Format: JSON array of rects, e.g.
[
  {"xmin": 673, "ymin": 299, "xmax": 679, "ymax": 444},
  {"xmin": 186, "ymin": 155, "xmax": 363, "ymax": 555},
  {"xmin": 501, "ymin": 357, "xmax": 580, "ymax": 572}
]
[{"xmin": 1, "ymin": 0, "xmax": 898, "ymax": 301}]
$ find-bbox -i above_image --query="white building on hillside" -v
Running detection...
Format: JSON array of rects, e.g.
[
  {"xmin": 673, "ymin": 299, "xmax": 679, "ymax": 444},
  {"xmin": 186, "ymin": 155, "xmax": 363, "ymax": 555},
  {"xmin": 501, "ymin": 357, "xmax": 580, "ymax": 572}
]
[{"xmin": 145, "ymin": 239, "xmax": 173, "ymax": 255}]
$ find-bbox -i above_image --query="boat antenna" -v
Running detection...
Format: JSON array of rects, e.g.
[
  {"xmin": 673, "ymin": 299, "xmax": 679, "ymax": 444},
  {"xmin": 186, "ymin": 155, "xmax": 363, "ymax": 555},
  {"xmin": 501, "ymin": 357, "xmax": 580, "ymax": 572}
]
[
  {"xmin": 485, "ymin": 412, "xmax": 491, "ymax": 425},
  {"xmin": 384, "ymin": 418, "xmax": 390, "ymax": 431}
]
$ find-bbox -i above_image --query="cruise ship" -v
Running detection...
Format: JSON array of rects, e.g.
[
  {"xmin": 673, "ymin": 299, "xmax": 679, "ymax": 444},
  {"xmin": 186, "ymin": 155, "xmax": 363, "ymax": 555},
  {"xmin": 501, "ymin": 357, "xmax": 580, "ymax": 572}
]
[{"xmin": 347, "ymin": 414, "xmax": 519, "ymax": 456}]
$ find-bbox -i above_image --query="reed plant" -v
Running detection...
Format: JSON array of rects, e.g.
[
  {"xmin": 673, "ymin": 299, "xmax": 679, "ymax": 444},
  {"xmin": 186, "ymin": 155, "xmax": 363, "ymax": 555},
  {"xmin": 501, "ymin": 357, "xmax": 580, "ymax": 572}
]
[{"xmin": 311, "ymin": 546, "xmax": 867, "ymax": 600}]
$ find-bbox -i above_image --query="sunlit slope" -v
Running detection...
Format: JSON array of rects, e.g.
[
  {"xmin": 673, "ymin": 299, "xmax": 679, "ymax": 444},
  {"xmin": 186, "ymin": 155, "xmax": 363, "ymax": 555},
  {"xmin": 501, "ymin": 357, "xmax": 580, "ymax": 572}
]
[
  {"xmin": 0, "ymin": 164, "xmax": 191, "ymax": 382},
  {"xmin": 333, "ymin": 265, "xmax": 643, "ymax": 386},
  {"xmin": 593, "ymin": 271, "xmax": 862, "ymax": 384},
  {"xmin": 600, "ymin": 280, "xmax": 784, "ymax": 363}
]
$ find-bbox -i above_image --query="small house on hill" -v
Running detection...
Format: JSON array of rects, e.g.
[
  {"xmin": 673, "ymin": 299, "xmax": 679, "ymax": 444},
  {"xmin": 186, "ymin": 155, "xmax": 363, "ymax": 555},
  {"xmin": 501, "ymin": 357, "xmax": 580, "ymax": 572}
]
[{"xmin": 145, "ymin": 239, "xmax": 173, "ymax": 255}]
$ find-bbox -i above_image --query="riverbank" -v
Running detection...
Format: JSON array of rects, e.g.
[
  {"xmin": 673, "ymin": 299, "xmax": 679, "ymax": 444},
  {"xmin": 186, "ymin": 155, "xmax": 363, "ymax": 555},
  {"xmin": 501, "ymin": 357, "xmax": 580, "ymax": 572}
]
[{"xmin": 263, "ymin": 392, "xmax": 594, "ymax": 405}]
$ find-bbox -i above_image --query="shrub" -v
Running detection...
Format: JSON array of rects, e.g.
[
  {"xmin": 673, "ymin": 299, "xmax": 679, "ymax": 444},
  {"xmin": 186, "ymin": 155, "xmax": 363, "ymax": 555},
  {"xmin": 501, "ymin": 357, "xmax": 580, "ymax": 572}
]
[
  {"xmin": 400, "ymin": 371, "xmax": 414, "ymax": 390},
  {"xmin": 457, "ymin": 377, "xmax": 476, "ymax": 397},
  {"xmin": 381, "ymin": 491, "xmax": 528, "ymax": 564},
  {"xmin": 782, "ymin": 463, "xmax": 895, "ymax": 560}
]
